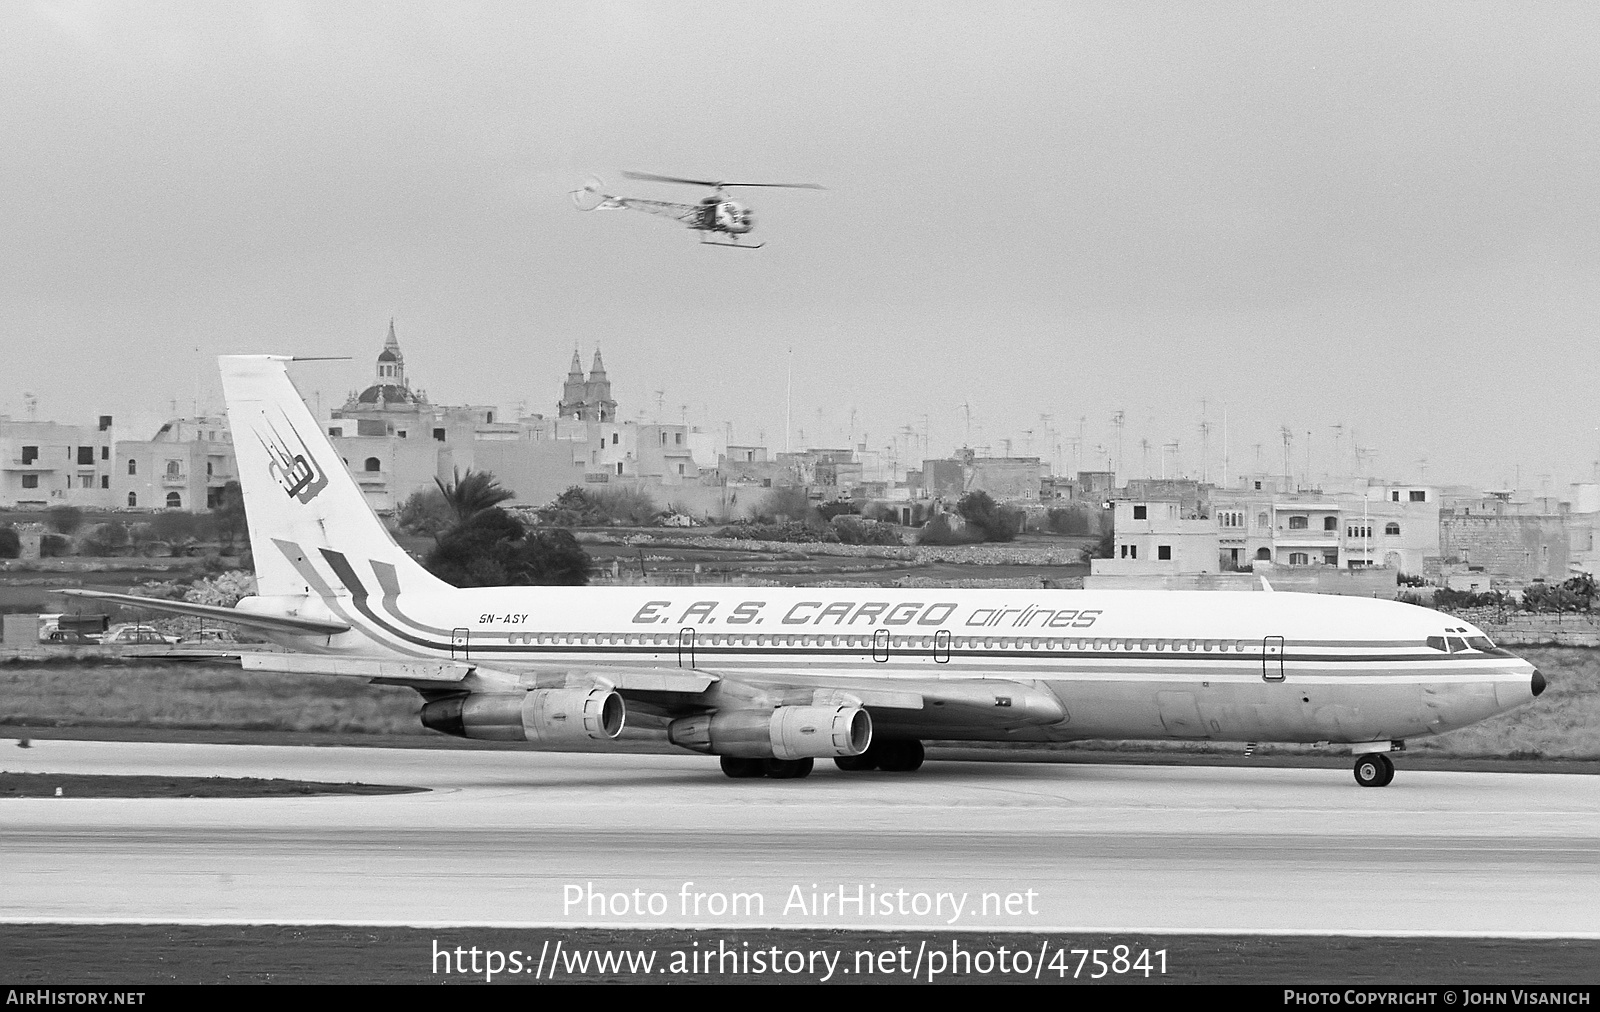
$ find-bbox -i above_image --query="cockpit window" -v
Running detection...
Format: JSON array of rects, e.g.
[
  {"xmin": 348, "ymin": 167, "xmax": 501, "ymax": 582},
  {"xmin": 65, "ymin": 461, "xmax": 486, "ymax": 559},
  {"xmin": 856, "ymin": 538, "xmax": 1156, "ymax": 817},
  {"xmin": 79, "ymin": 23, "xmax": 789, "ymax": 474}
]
[
  {"xmin": 1426, "ymin": 636, "xmax": 1446, "ymax": 651},
  {"xmin": 1446, "ymin": 636, "xmax": 1470, "ymax": 653},
  {"xmin": 1466, "ymin": 636, "xmax": 1497, "ymax": 651}
]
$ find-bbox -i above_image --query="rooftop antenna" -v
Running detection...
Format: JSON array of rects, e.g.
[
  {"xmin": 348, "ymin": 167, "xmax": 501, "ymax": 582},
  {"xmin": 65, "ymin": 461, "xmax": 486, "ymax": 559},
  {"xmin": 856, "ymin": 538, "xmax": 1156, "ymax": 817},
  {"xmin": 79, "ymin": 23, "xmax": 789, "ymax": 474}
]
[
  {"xmin": 1330, "ymin": 423, "xmax": 1345, "ymax": 479},
  {"xmin": 1197, "ymin": 416, "xmax": 1212, "ymax": 484},
  {"xmin": 1222, "ymin": 403, "xmax": 1229, "ymax": 489},
  {"xmin": 959, "ymin": 400, "xmax": 974, "ymax": 447},
  {"xmin": 1139, "ymin": 437, "xmax": 1152, "ymax": 478},
  {"xmin": 1112, "ymin": 410, "xmax": 1126, "ymax": 483},
  {"xmin": 1280, "ymin": 426, "xmax": 1294, "ymax": 483},
  {"xmin": 785, "ymin": 347, "xmax": 793, "ymax": 455},
  {"xmin": 1355, "ymin": 444, "xmax": 1378, "ymax": 480}
]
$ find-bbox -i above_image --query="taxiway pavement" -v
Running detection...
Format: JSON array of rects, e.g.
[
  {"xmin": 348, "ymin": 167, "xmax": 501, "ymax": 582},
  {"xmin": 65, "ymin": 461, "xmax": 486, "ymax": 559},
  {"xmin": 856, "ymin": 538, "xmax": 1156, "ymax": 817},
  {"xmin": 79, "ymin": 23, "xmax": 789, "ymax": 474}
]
[{"xmin": 3, "ymin": 740, "xmax": 1597, "ymax": 935}]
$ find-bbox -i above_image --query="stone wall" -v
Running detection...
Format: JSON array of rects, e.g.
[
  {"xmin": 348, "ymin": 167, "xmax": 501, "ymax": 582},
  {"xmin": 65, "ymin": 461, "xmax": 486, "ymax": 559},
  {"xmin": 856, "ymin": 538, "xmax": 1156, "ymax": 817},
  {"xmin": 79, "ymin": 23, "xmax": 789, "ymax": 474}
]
[{"xmin": 1440, "ymin": 514, "xmax": 1569, "ymax": 581}]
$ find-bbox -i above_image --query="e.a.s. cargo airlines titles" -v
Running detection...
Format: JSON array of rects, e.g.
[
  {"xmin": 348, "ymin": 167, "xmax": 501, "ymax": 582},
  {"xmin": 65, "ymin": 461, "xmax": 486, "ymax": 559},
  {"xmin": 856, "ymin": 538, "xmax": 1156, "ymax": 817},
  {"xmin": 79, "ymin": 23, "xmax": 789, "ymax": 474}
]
[{"xmin": 67, "ymin": 356, "xmax": 1548, "ymax": 787}]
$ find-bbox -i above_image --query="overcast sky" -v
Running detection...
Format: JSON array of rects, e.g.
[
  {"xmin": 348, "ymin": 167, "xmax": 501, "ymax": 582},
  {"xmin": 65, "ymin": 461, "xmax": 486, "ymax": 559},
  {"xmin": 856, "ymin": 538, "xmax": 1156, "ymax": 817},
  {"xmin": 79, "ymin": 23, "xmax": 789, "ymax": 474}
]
[{"xmin": 3, "ymin": 2, "xmax": 1598, "ymax": 492}]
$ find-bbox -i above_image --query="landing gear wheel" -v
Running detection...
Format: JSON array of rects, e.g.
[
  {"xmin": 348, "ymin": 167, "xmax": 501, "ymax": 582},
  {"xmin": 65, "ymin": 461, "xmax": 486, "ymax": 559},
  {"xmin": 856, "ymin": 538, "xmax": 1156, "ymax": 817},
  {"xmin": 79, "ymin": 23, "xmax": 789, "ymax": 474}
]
[
  {"xmin": 764, "ymin": 757, "xmax": 814, "ymax": 779},
  {"xmin": 834, "ymin": 753, "xmax": 877, "ymax": 772},
  {"xmin": 1353, "ymin": 753, "xmax": 1394, "ymax": 788},
  {"xmin": 720, "ymin": 756, "xmax": 765, "ymax": 779},
  {"xmin": 876, "ymin": 740, "xmax": 925, "ymax": 773}
]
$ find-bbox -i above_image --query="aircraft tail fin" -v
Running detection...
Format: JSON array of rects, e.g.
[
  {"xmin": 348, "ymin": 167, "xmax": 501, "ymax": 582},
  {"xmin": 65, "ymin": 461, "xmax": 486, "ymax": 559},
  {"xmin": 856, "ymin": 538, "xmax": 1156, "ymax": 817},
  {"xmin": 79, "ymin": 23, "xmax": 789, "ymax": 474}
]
[{"xmin": 219, "ymin": 355, "xmax": 451, "ymax": 600}]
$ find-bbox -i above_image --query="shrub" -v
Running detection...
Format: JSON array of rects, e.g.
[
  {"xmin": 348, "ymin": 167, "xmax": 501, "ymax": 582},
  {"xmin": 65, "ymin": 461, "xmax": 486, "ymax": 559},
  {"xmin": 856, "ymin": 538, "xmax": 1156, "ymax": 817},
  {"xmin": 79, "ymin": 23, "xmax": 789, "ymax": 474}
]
[
  {"xmin": 425, "ymin": 507, "xmax": 592, "ymax": 587},
  {"xmin": 917, "ymin": 513, "xmax": 984, "ymax": 546},
  {"xmin": 956, "ymin": 491, "xmax": 1021, "ymax": 543},
  {"xmin": 80, "ymin": 523, "xmax": 129, "ymax": 556},
  {"xmin": 46, "ymin": 505, "xmax": 84, "ymax": 536},
  {"xmin": 537, "ymin": 486, "xmax": 601, "ymax": 527},
  {"xmin": 589, "ymin": 486, "xmax": 660, "ymax": 526},
  {"xmin": 831, "ymin": 515, "xmax": 904, "ymax": 546},
  {"xmin": 151, "ymin": 510, "xmax": 199, "ymax": 543},
  {"xmin": 756, "ymin": 487, "xmax": 815, "ymax": 524},
  {"xmin": 398, "ymin": 487, "xmax": 453, "ymax": 537},
  {"xmin": 720, "ymin": 521, "xmax": 839, "ymax": 544},
  {"xmin": 1079, "ymin": 528, "xmax": 1114, "ymax": 563},
  {"xmin": 815, "ymin": 499, "xmax": 860, "ymax": 521},
  {"xmin": 1046, "ymin": 507, "xmax": 1094, "ymax": 536}
]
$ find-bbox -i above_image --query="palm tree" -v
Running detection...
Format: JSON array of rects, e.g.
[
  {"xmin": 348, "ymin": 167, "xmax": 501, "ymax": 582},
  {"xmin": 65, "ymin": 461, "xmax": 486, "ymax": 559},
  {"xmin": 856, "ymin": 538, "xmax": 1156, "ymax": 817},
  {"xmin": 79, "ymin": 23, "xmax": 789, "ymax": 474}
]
[{"xmin": 434, "ymin": 468, "xmax": 514, "ymax": 528}]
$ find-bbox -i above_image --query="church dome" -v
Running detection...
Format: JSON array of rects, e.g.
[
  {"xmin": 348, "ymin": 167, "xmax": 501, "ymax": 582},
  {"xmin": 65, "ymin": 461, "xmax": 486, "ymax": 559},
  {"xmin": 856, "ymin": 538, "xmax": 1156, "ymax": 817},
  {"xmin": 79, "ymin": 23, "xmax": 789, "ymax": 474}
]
[{"xmin": 356, "ymin": 383, "xmax": 418, "ymax": 405}]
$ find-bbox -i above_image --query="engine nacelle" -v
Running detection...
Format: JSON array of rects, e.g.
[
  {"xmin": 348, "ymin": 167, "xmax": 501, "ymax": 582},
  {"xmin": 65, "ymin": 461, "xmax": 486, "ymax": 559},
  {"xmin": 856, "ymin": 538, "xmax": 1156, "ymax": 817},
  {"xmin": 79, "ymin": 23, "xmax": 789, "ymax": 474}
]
[
  {"xmin": 421, "ymin": 687, "xmax": 625, "ymax": 745},
  {"xmin": 668, "ymin": 705, "xmax": 871, "ymax": 760}
]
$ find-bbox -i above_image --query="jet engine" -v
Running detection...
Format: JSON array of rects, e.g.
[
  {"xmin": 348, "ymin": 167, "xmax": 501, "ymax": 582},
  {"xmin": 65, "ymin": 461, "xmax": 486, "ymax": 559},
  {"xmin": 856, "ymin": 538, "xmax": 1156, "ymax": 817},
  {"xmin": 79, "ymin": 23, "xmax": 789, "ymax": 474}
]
[
  {"xmin": 421, "ymin": 687, "xmax": 625, "ymax": 744},
  {"xmin": 667, "ymin": 705, "xmax": 871, "ymax": 760}
]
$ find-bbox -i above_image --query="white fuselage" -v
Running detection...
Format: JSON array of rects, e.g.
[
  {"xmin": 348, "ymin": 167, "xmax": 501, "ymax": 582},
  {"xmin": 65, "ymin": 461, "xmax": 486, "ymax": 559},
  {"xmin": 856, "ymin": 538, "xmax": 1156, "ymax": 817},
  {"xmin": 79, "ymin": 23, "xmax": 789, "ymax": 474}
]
[{"xmin": 273, "ymin": 580, "xmax": 1539, "ymax": 747}]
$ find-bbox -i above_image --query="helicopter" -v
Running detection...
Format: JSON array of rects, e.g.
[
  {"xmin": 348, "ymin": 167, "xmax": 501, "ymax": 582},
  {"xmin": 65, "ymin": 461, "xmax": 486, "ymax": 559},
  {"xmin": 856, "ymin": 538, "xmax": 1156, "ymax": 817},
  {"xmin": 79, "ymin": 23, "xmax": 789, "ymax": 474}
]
[{"xmin": 570, "ymin": 170, "xmax": 824, "ymax": 248}]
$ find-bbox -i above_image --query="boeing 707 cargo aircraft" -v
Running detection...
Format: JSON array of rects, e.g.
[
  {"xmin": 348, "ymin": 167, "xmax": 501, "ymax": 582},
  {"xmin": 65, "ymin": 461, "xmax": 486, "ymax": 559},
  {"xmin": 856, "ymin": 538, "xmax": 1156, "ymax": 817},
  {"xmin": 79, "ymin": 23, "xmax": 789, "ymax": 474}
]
[{"xmin": 64, "ymin": 356, "xmax": 1547, "ymax": 786}]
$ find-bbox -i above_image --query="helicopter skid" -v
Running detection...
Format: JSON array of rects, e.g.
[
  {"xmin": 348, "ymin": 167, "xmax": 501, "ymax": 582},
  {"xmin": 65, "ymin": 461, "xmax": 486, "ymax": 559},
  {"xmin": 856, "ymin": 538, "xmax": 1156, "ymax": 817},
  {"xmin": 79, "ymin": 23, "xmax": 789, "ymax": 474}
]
[{"xmin": 699, "ymin": 238, "xmax": 764, "ymax": 249}]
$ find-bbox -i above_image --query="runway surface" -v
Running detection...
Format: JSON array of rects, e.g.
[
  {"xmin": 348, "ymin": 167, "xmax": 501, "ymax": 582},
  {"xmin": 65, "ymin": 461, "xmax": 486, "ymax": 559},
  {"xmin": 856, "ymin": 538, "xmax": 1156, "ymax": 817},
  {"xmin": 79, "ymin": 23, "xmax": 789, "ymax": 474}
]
[{"xmin": 3, "ymin": 740, "xmax": 1598, "ymax": 936}]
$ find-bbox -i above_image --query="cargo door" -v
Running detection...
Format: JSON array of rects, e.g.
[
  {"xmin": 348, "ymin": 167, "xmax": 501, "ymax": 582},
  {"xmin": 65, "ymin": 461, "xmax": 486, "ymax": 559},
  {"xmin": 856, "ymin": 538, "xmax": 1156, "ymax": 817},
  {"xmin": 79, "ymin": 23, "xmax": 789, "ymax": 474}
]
[{"xmin": 1262, "ymin": 635, "xmax": 1285, "ymax": 682}]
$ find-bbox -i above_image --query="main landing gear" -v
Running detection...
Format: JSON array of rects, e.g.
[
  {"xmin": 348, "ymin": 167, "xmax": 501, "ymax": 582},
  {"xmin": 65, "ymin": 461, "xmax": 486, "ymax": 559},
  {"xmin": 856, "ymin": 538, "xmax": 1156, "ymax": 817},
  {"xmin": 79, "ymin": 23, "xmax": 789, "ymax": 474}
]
[
  {"xmin": 834, "ymin": 739, "xmax": 924, "ymax": 773},
  {"xmin": 716, "ymin": 740, "xmax": 927, "ymax": 779},
  {"xmin": 1353, "ymin": 753, "xmax": 1395, "ymax": 788},
  {"xmin": 720, "ymin": 756, "xmax": 814, "ymax": 779}
]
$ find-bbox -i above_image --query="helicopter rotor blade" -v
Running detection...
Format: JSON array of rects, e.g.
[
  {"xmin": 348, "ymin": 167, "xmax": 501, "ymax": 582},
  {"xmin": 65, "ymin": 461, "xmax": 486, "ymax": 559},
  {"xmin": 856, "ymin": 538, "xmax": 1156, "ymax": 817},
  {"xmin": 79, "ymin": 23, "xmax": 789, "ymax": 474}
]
[
  {"xmin": 717, "ymin": 182, "xmax": 827, "ymax": 190},
  {"xmin": 621, "ymin": 170, "xmax": 725, "ymax": 188},
  {"xmin": 622, "ymin": 170, "xmax": 826, "ymax": 191}
]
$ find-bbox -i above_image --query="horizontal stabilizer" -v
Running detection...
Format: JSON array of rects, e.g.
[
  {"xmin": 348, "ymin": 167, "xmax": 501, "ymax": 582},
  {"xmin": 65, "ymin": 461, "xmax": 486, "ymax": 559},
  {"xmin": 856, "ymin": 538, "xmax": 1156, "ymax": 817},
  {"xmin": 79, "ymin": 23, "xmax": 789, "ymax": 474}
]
[{"xmin": 57, "ymin": 589, "xmax": 351, "ymax": 636}]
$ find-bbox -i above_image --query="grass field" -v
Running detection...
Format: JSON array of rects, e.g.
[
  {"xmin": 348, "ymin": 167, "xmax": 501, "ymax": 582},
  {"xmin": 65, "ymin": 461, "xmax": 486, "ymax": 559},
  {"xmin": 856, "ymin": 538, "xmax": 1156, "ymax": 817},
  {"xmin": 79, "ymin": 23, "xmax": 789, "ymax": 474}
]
[{"xmin": 1, "ymin": 646, "xmax": 1594, "ymax": 759}]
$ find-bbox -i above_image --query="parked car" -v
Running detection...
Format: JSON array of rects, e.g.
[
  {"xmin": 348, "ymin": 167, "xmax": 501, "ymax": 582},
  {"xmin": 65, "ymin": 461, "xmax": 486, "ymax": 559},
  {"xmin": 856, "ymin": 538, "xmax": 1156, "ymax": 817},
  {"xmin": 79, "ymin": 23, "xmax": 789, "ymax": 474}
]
[
  {"xmin": 179, "ymin": 627, "xmax": 237, "ymax": 644},
  {"xmin": 101, "ymin": 624, "xmax": 180, "ymax": 645}
]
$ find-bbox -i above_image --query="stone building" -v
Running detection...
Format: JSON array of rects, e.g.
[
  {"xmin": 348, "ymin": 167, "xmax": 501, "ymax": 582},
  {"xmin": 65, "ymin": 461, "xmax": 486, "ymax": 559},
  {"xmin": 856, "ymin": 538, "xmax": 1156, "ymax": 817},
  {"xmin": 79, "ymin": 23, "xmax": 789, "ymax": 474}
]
[{"xmin": 558, "ymin": 349, "xmax": 616, "ymax": 422}]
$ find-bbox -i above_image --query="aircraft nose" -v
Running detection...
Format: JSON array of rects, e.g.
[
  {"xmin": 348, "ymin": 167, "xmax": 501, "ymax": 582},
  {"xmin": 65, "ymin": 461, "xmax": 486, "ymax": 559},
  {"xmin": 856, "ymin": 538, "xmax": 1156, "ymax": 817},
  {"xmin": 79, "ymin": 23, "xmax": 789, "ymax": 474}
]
[{"xmin": 1531, "ymin": 669, "xmax": 1547, "ymax": 697}]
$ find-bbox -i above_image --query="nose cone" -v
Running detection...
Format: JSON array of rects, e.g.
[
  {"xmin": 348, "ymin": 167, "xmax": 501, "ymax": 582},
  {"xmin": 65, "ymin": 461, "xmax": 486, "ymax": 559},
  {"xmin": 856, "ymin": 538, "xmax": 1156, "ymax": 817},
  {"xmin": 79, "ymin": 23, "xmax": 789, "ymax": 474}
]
[{"xmin": 1532, "ymin": 669, "xmax": 1547, "ymax": 697}]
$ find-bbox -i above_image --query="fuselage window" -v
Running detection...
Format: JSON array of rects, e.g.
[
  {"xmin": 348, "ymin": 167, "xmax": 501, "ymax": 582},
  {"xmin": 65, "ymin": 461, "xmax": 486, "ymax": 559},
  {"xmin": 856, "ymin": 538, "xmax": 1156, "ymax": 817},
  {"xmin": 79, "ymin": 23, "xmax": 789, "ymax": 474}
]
[
  {"xmin": 1155, "ymin": 640, "xmax": 1165, "ymax": 651},
  {"xmin": 1203, "ymin": 640, "xmax": 1214, "ymax": 651},
  {"xmin": 1094, "ymin": 640, "xmax": 1104, "ymax": 650}
]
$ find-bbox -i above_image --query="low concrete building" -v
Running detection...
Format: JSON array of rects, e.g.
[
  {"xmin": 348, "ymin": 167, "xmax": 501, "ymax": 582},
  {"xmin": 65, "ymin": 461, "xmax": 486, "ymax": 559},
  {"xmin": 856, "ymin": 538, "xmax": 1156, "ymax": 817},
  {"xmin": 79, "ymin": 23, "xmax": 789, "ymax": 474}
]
[
  {"xmin": 1, "ymin": 416, "xmax": 118, "ymax": 509},
  {"xmin": 114, "ymin": 415, "xmax": 237, "ymax": 511},
  {"xmin": 1089, "ymin": 499, "xmax": 1220, "ymax": 578}
]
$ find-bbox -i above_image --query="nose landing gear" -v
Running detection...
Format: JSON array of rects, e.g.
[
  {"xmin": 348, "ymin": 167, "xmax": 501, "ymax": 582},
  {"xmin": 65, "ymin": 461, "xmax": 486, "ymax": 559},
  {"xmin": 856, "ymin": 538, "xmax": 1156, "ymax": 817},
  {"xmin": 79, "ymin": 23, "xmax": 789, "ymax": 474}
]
[{"xmin": 1353, "ymin": 753, "xmax": 1395, "ymax": 788}]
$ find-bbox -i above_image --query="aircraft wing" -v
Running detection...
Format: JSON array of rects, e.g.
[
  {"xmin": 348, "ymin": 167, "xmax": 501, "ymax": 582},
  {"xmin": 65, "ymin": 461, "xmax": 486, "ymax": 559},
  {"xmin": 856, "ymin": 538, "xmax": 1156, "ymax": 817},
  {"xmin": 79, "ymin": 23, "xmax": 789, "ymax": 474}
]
[
  {"xmin": 56, "ymin": 589, "xmax": 351, "ymax": 637},
  {"xmin": 240, "ymin": 653, "xmax": 723, "ymax": 693}
]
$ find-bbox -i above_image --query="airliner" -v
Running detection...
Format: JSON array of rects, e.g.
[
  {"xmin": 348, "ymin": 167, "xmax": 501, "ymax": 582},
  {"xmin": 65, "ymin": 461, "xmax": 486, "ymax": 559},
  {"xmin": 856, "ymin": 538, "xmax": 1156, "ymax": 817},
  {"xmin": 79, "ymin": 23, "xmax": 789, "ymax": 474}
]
[{"xmin": 65, "ymin": 356, "xmax": 1547, "ymax": 786}]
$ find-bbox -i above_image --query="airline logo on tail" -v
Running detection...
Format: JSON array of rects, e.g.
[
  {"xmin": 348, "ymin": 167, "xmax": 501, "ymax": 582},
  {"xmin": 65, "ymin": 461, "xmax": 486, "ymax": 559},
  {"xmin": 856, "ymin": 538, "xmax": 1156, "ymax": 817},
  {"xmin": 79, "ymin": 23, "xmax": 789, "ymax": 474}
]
[{"xmin": 257, "ymin": 413, "xmax": 328, "ymax": 504}]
